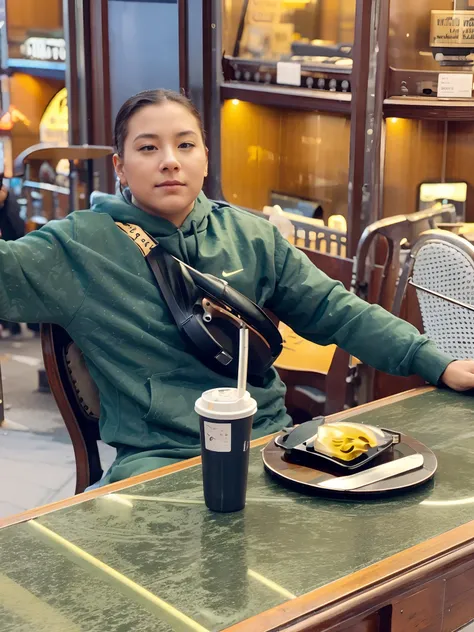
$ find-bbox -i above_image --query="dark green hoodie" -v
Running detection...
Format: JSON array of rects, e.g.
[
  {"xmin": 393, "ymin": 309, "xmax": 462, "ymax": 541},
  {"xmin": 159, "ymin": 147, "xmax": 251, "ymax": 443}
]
[{"xmin": 0, "ymin": 192, "xmax": 453, "ymax": 483}]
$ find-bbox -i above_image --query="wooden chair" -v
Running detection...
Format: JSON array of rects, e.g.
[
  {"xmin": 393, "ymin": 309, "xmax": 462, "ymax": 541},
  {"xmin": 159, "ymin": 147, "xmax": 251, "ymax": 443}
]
[
  {"xmin": 277, "ymin": 205, "xmax": 458, "ymax": 418},
  {"xmin": 354, "ymin": 205, "xmax": 457, "ymax": 311},
  {"xmin": 287, "ymin": 216, "xmax": 347, "ymax": 257},
  {"xmin": 13, "ymin": 144, "xmax": 114, "ymax": 175},
  {"xmin": 353, "ymin": 205, "xmax": 457, "ymax": 402},
  {"xmin": 41, "ymin": 323, "xmax": 102, "ymax": 494}
]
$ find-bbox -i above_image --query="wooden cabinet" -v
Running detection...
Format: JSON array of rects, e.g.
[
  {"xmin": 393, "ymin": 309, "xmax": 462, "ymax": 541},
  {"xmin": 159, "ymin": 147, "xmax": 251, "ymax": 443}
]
[
  {"xmin": 221, "ymin": 100, "xmax": 351, "ymax": 220},
  {"xmin": 381, "ymin": 0, "xmax": 474, "ymax": 223},
  {"xmin": 6, "ymin": 0, "xmax": 63, "ymax": 58},
  {"xmin": 204, "ymin": 0, "xmax": 364, "ymax": 254},
  {"xmin": 6, "ymin": 0, "xmax": 62, "ymax": 31},
  {"xmin": 202, "ymin": 0, "xmax": 474, "ymax": 255}
]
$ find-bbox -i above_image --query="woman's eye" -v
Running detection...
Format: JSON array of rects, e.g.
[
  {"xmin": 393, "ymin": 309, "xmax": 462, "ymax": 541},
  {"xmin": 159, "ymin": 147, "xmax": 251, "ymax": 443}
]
[
  {"xmin": 139, "ymin": 145, "xmax": 156, "ymax": 152},
  {"xmin": 179, "ymin": 142, "xmax": 195, "ymax": 149}
]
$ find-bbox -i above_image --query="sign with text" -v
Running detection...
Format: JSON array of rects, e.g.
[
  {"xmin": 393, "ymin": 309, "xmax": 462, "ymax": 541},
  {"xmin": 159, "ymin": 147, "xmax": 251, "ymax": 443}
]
[
  {"xmin": 431, "ymin": 11, "xmax": 474, "ymax": 48},
  {"xmin": 276, "ymin": 61, "xmax": 301, "ymax": 86},
  {"xmin": 20, "ymin": 37, "xmax": 66, "ymax": 62},
  {"xmin": 438, "ymin": 72, "xmax": 473, "ymax": 97},
  {"xmin": 247, "ymin": 0, "xmax": 282, "ymax": 25}
]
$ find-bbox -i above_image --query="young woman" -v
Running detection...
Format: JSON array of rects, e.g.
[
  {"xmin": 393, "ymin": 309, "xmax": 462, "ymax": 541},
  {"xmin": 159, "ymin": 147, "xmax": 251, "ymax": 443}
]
[{"xmin": 2, "ymin": 89, "xmax": 473, "ymax": 486}]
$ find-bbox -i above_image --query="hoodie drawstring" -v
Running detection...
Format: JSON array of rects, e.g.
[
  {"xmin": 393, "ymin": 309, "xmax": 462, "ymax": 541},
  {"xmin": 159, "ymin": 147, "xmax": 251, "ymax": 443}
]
[
  {"xmin": 192, "ymin": 221, "xmax": 200, "ymax": 261},
  {"xmin": 177, "ymin": 230, "xmax": 189, "ymax": 265},
  {"xmin": 177, "ymin": 221, "xmax": 200, "ymax": 264}
]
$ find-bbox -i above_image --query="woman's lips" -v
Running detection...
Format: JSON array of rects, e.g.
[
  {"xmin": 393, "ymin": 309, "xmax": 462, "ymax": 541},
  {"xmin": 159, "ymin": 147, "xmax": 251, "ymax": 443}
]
[{"xmin": 156, "ymin": 181, "xmax": 185, "ymax": 188}]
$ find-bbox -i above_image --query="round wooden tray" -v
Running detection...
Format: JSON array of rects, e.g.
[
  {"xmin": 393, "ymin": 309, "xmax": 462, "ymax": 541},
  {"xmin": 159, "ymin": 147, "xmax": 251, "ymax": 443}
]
[{"xmin": 262, "ymin": 432, "xmax": 437, "ymax": 499}]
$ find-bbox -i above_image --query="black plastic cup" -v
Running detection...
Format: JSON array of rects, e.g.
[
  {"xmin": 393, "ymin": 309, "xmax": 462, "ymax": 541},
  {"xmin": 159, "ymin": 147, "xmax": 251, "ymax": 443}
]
[{"xmin": 195, "ymin": 388, "xmax": 257, "ymax": 513}]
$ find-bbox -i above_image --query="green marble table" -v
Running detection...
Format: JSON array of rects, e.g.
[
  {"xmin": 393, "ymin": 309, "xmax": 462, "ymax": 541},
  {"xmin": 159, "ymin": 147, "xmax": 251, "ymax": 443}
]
[{"xmin": 2, "ymin": 388, "xmax": 474, "ymax": 632}]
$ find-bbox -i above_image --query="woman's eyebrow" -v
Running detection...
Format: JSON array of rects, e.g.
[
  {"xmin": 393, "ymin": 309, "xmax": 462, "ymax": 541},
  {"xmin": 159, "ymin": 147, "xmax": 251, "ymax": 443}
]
[
  {"xmin": 176, "ymin": 130, "xmax": 198, "ymax": 138},
  {"xmin": 133, "ymin": 130, "xmax": 197, "ymax": 142},
  {"xmin": 133, "ymin": 133, "xmax": 159, "ymax": 142}
]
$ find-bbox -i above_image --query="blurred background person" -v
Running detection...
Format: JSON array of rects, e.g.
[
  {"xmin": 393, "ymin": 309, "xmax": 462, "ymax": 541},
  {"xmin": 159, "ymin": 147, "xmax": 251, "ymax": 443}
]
[{"xmin": 0, "ymin": 183, "xmax": 39, "ymax": 337}]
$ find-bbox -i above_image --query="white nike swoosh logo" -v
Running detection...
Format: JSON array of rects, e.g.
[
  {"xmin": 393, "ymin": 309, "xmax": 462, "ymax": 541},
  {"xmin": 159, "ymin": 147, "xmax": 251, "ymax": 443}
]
[{"xmin": 222, "ymin": 268, "xmax": 244, "ymax": 278}]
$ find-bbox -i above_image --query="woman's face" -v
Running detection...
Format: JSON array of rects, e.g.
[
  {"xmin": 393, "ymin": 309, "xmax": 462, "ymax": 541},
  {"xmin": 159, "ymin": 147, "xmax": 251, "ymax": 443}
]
[{"xmin": 113, "ymin": 101, "xmax": 208, "ymax": 226}]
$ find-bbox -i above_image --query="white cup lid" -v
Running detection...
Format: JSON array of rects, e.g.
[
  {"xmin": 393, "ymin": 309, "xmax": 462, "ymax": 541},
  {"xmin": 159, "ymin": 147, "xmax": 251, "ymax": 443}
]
[{"xmin": 195, "ymin": 388, "xmax": 257, "ymax": 421}]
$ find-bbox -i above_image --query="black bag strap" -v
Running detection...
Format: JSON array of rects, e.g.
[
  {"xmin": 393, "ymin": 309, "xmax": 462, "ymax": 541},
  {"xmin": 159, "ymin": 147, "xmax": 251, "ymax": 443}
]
[
  {"xmin": 115, "ymin": 221, "xmax": 156, "ymax": 256},
  {"xmin": 116, "ymin": 221, "xmax": 235, "ymax": 366},
  {"xmin": 145, "ymin": 245, "xmax": 232, "ymax": 365}
]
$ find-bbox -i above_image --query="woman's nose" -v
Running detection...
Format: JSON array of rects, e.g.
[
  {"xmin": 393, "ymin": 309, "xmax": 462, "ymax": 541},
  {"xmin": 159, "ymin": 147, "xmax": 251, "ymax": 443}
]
[{"xmin": 160, "ymin": 148, "xmax": 180, "ymax": 171}]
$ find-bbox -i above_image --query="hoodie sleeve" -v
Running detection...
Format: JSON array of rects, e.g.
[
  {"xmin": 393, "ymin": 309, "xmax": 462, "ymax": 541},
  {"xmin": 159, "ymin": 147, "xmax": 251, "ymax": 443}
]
[
  {"xmin": 266, "ymin": 229, "xmax": 454, "ymax": 385},
  {"xmin": 0, "ymin": 216, "xmax": 86, "ymax": 326}
]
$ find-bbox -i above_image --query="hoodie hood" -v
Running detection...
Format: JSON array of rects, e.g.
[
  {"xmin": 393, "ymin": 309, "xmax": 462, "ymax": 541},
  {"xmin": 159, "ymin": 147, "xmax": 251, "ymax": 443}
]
[{"xmin": 90, "ymin": 190, "xmax": 212, "ymax": 264}]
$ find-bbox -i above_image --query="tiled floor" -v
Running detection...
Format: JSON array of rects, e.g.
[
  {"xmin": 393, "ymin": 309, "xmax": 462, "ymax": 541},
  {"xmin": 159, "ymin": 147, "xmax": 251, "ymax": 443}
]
[{"xmin": 0, "ymin": 334, "xmax": 114, "ymax": 520}]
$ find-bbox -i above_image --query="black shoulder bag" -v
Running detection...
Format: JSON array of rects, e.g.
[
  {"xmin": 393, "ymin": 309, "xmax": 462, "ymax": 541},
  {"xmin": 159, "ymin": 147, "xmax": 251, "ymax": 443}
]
[{"xmin": 116, "ymin": 222, "xmax": 283, "ymax": 386}]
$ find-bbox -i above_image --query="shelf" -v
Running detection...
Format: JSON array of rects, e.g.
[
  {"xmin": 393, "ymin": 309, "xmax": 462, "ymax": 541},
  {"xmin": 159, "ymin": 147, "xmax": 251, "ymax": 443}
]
[
  {"xmin": 7, "ymin": 59, "xmax": 66, "ymax": 81},
  {"xmin": 221, "ymin": 82, "xmax": 352, "ymax": 114},
  {"xmin": 384, "ymin": 97, "xmax": 474, "ymax": 121}
]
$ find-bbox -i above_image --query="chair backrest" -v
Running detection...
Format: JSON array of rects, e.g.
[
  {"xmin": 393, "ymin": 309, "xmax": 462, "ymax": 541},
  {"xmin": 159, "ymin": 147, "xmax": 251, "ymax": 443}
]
[
  {"xmin": 351, "ymin": 206, "xmax": 456, "ymax": 403},
  {"xmin": 41, "ymin": 323, "xmax": 102, "ymax": 493},
  {"xmin": 393, "ymin": 230, "xmax": 474, "ymax": 359},
  {"xmin": 13, "ymin": 144, "xmax": 114, "ymax": 177},
  {"xmin": 354, "ymin": 205, "xmax": 457, "ymax": 312},
  {"xmin": 288, "ymin": 217, "xmax": 347, "ymax": 257},
  {"xmin": 215, "ymin": 199, "xmax": 348, "ymax": 256}
]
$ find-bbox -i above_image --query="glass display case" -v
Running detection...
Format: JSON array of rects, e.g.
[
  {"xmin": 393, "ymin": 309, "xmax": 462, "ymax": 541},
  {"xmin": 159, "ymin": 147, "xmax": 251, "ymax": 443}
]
[
  {"xmin": 383, "ymin": 118, "xmax": 472, "ymax": 220},
  {"xmin": 221, "ymin": 99, "xmax": 351, "ymax": 220},
  {"xmin": 202, "ymin": 0, "xmax": 474, "ymax": 254},
  {"xmin": 382, "ymin": 0, "xmax": 474, "ymax": 222},
  {"xmin": 388, "ymin": 0, "xmax": 474, "ymax": 97},
  {"xmin": 218, "ymin": 0, "xmax": 358, "ymax": 229},
  {"xmin": 222, "ymin": 0, "xmax": 355, "ymax": 96}
]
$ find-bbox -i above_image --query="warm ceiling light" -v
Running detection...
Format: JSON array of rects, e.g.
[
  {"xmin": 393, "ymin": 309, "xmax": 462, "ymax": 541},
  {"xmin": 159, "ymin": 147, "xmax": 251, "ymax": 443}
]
[{"xmin": 0, "ymin": 105, "xmax": 30, "ymax": 131}]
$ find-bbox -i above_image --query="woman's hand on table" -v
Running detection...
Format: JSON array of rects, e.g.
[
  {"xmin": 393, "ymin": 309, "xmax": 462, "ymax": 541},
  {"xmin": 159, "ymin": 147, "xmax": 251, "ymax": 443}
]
[{"xmin": 441, "ymin": 360, "xmax": 474, "ymax": 391}]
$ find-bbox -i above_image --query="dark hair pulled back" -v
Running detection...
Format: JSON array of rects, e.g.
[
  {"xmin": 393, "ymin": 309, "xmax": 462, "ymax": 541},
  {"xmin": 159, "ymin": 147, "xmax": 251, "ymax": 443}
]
[{"xmin": 113, "ymin": 89, "xmax": 206, "ymax": 157}]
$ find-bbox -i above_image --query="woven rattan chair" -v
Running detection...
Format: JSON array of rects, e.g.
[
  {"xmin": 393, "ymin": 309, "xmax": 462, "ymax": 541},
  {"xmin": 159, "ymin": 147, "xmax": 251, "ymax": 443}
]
[{"xmin": 394, "ymin": 230, "xmax": 474, "ymax": 359}]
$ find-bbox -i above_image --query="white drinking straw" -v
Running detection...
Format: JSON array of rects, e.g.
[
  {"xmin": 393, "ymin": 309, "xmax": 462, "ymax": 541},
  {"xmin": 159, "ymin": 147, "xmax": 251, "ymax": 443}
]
[{"xmin": 237, "ymin": 324, "xmax": 249, "ymax": 399}]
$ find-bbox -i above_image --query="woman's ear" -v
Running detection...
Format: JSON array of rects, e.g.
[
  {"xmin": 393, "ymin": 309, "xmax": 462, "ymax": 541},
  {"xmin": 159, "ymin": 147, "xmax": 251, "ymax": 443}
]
[
  {"xmin": 113, "ymin": 153, "xmax": 127, "ymax": 186},
  {"xmin": 204, "ymin": 147, "xmax": 209, "ymax": 177}
]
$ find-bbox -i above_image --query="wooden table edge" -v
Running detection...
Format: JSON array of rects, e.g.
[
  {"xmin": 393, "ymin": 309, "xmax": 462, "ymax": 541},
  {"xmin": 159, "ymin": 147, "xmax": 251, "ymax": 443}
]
[
  {"xmin": 224, "ymin": 519, "xmax": 474, "ymax": 631},
  {"xmin": 5, "ymin": 384, "xmax": 465, "ymax": 632}
]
